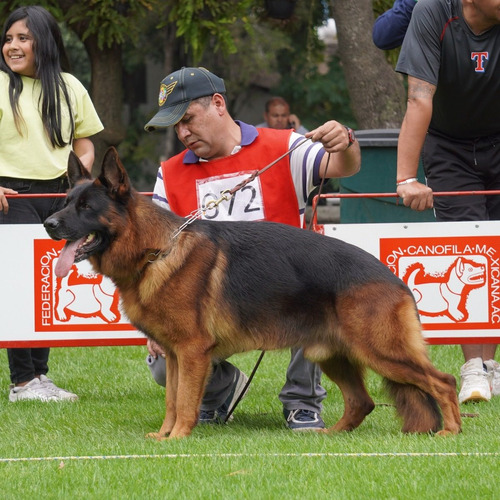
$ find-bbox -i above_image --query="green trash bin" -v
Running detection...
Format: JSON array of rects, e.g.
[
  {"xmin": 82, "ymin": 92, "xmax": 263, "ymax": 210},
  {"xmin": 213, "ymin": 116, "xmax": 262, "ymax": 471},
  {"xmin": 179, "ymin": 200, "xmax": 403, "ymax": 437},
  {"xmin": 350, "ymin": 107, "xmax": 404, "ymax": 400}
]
[{"xmin": 340, "ymin": 129, "xmax": 435, "ymax": 223}]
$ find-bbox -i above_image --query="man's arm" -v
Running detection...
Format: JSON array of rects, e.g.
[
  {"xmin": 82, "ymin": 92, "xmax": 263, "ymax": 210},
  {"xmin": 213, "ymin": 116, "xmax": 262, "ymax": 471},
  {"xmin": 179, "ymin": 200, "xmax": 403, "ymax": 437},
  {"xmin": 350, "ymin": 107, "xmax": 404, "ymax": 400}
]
[
  {"xmin": 152, "ymin": 167, "xmax": 171, "ymax": 211},
  {"xmin": 373, "ymin": 0, "xmax": 417, "ymax": 50},
  {"xmin": 396, "ymin": 76, "xmax": 435, "ymax": 211}
]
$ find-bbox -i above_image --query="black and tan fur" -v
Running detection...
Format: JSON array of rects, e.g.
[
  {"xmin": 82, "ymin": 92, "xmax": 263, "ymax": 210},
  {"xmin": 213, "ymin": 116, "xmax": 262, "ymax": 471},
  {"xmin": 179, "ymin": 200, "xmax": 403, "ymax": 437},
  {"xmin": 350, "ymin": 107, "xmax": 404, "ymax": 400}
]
[{"xmin": 44, "ymin": 148, "xmax": 462, "ymax": 439}]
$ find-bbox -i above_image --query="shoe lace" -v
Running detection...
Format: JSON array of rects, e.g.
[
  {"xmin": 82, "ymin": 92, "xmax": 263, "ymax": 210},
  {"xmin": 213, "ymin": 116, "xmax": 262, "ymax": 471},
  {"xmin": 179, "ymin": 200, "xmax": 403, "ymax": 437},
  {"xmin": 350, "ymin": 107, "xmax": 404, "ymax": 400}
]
[{"xmin": 287, "ymin": 409, "xmax": 317, "ymax": 423}]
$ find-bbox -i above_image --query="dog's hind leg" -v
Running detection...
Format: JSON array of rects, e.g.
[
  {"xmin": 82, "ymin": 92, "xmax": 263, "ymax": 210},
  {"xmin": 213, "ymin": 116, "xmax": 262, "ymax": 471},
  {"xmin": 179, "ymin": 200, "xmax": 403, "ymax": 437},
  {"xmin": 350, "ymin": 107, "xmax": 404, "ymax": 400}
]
[
  {"xmin": 381, "ymin": 361, "xmax": 461, "ymax": 435},
  {"xmin": 318, "ymin": 355, "xmax": 375, "ymax": 433},
  {"xmin": 364, "ymin": 336, "xmax": 461, "ymax": 434},
  {"xmin": 355, "ymin": 344, "xmax": 461, "ymax": 435},
  {"xmin": 337, "ymin": 288, "xmax": 461, "ymax": 435},
  {"xmin": 385, "ymin": 362, "xmax": 461, "ymax": 436}
]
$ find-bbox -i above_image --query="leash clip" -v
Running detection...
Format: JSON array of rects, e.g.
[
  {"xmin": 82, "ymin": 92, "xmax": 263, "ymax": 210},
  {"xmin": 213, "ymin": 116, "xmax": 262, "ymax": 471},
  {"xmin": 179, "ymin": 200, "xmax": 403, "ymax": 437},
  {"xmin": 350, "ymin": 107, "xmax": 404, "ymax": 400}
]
[
  {"xmin": 204, "ymin": 190, "xmax": 233, "ymax": 212},
  {"xmin": 147, "ymin": 249, "xmax": 162, "ymax": 263}
]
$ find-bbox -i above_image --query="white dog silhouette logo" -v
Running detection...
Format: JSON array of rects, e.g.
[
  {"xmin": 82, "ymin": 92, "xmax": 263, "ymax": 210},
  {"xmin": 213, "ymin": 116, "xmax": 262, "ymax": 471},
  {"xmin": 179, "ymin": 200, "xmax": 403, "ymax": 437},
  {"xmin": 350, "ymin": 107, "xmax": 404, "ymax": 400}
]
[
  {"xmin": 403, "ymin": 257, "xmax": 486, "ymax": 322},
  {"xmin": 54, "ymin": 260, "xmax": 120, "ymax": 324}
]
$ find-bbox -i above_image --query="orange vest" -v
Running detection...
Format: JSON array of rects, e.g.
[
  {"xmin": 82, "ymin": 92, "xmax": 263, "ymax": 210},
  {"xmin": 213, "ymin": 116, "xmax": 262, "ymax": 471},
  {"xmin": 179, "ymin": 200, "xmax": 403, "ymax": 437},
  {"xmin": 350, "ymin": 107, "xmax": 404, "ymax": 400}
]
[{"xmin": 161, "ymin": 128, "xmax": 301, "ymax": 227}]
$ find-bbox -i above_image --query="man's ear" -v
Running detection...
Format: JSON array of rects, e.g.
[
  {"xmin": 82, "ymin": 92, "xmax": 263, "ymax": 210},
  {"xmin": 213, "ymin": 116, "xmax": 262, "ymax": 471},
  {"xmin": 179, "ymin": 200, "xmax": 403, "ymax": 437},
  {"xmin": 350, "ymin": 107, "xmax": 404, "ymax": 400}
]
[{"xmin": 212, "ymin": 93, "xmax": 227, "ymax": 116}]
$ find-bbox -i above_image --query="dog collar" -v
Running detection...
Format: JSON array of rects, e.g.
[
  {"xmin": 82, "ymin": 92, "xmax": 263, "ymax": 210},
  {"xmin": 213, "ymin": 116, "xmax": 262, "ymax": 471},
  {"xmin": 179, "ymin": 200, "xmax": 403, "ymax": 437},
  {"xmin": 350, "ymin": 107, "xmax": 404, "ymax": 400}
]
[{"xmin": 139, "ymin": 248, "xmax": 171, "ymax": 274}]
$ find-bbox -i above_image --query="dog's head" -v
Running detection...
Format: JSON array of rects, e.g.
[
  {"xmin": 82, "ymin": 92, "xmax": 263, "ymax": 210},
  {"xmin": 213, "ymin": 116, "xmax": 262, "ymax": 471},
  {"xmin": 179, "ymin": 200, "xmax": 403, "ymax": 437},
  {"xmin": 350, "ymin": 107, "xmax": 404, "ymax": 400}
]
[{"xmin": 44, "ymin": 147, "xmax": 132, "ymax": 278}]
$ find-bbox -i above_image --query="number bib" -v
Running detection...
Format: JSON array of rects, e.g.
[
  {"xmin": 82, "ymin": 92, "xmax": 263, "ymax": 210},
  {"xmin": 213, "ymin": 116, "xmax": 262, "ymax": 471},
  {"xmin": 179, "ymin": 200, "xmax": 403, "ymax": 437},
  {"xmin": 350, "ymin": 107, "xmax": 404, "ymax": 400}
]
[
  {"xmin": 160, "ymin": 127, "xmax": 301, "ymax": 228},
  {"xmin": 196, "ymin": 172, "xmax": 265, "ymax": 221}
]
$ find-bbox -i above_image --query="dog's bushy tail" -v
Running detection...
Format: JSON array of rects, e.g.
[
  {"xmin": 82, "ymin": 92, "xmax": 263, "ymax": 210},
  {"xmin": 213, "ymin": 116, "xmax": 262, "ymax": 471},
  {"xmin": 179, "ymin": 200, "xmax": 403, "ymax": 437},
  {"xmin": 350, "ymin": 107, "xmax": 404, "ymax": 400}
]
[{"xmin": 384, "ymin": 380, "xmax": 442, "ymax": 433}]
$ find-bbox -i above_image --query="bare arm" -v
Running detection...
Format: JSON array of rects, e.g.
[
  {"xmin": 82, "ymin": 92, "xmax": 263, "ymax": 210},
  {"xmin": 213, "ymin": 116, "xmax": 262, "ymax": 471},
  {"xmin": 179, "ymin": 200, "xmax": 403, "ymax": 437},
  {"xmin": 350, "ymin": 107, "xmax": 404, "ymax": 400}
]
[
  {"xmin": 305, "ymin": 120, "xmax": 361, "ymax": 179},
  {"xmin": 396, "ymin": 76, "xmax": 435, "ymax": 211},
  {"xmin": 73, "ymin": 137, "xmax": 96, "ymax": 173},
  {"xmin": 0, "ymin": 186, "xmax": 18, "ymax": 215}
]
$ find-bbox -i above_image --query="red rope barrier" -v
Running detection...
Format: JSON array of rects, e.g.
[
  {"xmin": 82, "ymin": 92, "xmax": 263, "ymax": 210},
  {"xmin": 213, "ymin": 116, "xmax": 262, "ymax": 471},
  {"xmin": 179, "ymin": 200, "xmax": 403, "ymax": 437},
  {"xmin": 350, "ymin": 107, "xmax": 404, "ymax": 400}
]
[
  {"xmin": 317, "ymin": 190, "xmax": 500, "ymax": 199},
  {"xmin": 309, "ymin": 190, "xmax": 500, "ymax": 225},
  {"xmin": 4, "ymin": 192, "xmax": 154, "ymax": 198},
  {"xmin": 6, "ymin": 190, "xmax": 500, "ymax": 199}
]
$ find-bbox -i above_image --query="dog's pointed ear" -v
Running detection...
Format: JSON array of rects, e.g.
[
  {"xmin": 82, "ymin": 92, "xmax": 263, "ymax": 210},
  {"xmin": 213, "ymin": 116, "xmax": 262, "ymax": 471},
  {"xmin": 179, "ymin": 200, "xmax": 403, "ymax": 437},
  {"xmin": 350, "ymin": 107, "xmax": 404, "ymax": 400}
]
[
  {"xmin": 67, "ymin": 151, "xmax": 92, "ymax": 188},
  {"xmin": 98, "ymin": 147, "xmax": 131, "ymax": 197}
]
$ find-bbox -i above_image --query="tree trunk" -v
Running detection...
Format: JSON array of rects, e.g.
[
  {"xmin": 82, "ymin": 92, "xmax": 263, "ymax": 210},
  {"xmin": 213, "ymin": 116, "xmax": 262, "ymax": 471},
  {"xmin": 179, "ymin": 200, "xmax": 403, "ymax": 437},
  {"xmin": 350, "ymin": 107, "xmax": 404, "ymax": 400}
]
[
  {"xmin": 331, "ymin": 0, "xmax": 406, "ymax": 129},
  {"xmin": 58, "ymin": 1, "xmax": 126, "ymax": 172},
  {"xmin": 83, "ymin": 37, "xmax": 126, "ymax": 171}
]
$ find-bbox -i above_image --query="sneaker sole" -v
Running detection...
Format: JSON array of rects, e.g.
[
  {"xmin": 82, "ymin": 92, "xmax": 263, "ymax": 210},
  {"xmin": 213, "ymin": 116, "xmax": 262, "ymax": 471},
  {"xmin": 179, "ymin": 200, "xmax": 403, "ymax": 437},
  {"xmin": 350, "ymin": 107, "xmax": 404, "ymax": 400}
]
[
  {"xmin": 459, "ymin": 391, "xmax": 491, "ymax": 404},
  {"xmin": 290, "ymin": 426, "xmax": 325, "ymax": 432},
  {"xmin": 9, "ymin": 395, "xmax": 58, "ymax": 402}
]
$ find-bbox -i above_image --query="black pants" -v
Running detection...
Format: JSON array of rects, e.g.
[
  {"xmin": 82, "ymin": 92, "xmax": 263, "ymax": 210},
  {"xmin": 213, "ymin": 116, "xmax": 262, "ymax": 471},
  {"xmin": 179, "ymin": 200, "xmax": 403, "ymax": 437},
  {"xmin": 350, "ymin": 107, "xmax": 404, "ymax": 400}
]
[
  {"xmin": 422, "ymin": 130, "xmax": 500, "ymax": 221},
  {"xmin": 0, "ymin": 175, "xmax": 68, "ymax": 384}
]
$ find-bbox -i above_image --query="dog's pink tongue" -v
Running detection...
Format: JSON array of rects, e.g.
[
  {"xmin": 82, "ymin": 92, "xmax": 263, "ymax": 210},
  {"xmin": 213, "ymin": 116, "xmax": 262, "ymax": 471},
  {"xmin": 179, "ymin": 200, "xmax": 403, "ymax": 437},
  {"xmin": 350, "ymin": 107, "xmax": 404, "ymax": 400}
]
[{"xmin": 55, "ymin": 238, "xmax": 86, "ymax": 277}]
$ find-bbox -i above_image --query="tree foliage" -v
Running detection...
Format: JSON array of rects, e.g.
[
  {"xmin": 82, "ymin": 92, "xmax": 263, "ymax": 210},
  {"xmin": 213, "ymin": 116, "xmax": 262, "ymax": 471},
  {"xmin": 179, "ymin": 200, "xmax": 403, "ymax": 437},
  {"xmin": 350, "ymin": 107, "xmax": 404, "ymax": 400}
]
[
  {"xmin": 63, "ymin": 0, "xmax": 156, "ymax": 48},
  {"xmin": 0, "ymin": 0, "xmax": 407, "ymax": 181},
  {"xmin": 164, "ymin": 0, "xmax": 255, "ymax": 64}
]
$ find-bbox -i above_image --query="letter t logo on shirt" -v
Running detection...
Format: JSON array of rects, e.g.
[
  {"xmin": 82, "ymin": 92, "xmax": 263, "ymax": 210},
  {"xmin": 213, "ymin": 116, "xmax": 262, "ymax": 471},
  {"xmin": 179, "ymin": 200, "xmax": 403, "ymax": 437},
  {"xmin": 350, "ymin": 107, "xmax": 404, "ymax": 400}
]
[{"xmin": 471, "ymin": 52, "xmax": 489, "ymax": 73}]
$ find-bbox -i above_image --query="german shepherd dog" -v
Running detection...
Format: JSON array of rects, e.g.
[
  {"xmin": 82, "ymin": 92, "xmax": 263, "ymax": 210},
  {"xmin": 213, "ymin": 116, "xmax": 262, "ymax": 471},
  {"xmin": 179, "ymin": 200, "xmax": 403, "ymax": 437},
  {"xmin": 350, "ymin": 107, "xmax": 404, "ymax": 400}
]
[{"xmin": 44, "ymin": 148, "xmax": 461, "ymax": 440}]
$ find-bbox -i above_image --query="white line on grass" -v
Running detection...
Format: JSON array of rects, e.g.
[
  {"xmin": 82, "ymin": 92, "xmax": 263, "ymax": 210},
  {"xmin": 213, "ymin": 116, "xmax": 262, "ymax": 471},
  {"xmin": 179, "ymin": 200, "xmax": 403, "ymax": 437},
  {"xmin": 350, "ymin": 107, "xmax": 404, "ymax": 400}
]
[{"xmin": 1, "ymin": 452, "xmax": 499, "ymax": 463}]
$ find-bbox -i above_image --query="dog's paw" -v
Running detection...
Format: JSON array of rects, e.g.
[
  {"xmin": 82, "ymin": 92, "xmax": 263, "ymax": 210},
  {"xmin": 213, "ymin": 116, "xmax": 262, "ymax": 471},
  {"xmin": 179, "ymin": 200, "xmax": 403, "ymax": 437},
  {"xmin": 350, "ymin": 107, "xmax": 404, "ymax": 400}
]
[
  {"xmin": 435, "ymin": 428, "xmax": 460, "ymax": 437},
  {"xmin": 145, "ymin": 432, "xmax": 169, "ymax": 441}
]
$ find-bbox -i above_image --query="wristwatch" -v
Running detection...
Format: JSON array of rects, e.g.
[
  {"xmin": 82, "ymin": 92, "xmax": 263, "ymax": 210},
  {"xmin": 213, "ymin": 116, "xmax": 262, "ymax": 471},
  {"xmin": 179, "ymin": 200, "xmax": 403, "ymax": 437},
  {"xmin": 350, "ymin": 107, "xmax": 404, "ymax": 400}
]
[{"xmin": 344, "ymin": 126, "xmax": 356, "ymax": 148}]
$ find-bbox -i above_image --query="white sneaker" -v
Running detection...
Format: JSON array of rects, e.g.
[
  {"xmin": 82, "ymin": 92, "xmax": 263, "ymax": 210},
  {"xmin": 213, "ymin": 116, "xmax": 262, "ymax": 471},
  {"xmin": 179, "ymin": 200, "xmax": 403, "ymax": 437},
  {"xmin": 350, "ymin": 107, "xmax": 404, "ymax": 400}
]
[
  {"xmin": 9, "ymin": 377, "xmax": 60, "ymax": 402},
  {"xmin": 39, "ymin": 374, "xmax": 78, "ymax": 401},
  {"xmin": 484, "ymin": 359, "xmax": 500, "ymax": 397},
  {"xmin": 458, "ymin": 357, "xmax": 491, "ymax": 403}
]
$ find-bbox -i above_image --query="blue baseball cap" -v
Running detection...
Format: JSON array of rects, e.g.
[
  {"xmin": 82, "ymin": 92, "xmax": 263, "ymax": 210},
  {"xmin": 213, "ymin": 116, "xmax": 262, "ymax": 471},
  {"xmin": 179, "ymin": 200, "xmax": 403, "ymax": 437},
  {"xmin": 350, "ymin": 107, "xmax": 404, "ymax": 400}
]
[{"xmin": 144, "ymin": 67, "xmax": 226, "ymax": 131}]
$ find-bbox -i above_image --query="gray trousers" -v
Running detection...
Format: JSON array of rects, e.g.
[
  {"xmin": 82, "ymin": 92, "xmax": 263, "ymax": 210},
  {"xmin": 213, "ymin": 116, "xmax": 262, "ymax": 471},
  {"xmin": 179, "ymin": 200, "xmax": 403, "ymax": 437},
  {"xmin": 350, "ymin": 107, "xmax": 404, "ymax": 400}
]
[{"xmin": 146, "ymin": 347, "xmax": 326, "ymax": 413}]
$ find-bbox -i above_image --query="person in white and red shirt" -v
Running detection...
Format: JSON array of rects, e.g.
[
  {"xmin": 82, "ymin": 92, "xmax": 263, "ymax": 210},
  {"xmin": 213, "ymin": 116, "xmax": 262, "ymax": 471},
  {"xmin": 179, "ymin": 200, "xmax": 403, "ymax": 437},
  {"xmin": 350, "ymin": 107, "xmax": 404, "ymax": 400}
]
[{"xmin": 144, "ymin": 67, "xmax": 360, "ymax": 430}]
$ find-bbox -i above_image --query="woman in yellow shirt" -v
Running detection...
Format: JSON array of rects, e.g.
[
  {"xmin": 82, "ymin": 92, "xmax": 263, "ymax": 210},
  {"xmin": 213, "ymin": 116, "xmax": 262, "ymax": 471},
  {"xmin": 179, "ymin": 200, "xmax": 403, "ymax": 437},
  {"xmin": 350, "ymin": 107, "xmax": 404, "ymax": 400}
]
[{"xmin": 0, "ymin": 6, "xmax": 103, "ymax": 401}]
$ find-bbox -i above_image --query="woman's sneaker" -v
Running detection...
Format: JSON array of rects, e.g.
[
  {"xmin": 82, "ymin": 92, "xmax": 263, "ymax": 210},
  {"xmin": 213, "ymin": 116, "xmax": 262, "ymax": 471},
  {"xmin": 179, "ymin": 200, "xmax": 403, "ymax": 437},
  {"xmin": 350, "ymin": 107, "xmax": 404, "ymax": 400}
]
[
  {"xmin": 484, "ymin": 359, "xmax": 500, "ymax": 396},
  {"xmin": 39, "ymin": 375, "xmax": 78, "ymax": 401},
  {"xmin": 458, "ymin": 357, "xmax": 491, "ymax": 403},
  {"xmin": 9, "ymin": 377, "xmax": 60, "ymax": 402}
]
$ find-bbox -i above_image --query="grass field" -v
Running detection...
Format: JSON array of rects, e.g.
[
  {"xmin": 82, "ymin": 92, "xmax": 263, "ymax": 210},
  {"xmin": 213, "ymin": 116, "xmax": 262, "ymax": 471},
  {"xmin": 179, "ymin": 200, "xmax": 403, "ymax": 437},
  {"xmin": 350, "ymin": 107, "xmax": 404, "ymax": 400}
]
[{"xmin": 0, "ymin": 344, "xmax": 498, "ymax": 499}]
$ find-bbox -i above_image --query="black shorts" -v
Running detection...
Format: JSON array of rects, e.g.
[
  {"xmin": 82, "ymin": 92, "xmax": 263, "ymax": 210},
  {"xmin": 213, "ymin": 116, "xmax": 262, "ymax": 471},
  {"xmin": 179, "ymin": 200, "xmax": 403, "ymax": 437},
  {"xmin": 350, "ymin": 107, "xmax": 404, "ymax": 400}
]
[
  {"xmin": 0, "ymin": 175, "xmax": 68, "ymax": 225},
  {"xmin": 422, "ymin": 130, "xmax": 500, "ymax": 222}
]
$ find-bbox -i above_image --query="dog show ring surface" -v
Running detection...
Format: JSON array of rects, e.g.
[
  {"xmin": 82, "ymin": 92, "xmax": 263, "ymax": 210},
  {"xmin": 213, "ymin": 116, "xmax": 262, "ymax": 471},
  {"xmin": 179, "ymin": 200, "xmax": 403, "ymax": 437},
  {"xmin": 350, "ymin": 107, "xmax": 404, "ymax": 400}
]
[{"xmin": 1, "ymin": 220, "xmax": 499, "ymax": 347}]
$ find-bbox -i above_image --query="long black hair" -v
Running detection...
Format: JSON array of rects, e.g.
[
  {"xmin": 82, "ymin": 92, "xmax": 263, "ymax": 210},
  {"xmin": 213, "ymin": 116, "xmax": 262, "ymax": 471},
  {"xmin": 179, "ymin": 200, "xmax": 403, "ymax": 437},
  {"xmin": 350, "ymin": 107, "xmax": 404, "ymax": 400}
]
[{"xmin": 0, "ymin": 5, "xmax": 75, "ymax": 148}]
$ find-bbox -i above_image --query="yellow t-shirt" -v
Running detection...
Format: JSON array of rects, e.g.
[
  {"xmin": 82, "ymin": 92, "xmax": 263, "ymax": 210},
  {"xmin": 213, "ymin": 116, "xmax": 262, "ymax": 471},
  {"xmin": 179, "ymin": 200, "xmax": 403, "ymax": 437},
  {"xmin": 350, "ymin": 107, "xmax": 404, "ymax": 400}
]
[{"xmin": 0, "ymin": 71, "xmax": 104, "ymax": 180}]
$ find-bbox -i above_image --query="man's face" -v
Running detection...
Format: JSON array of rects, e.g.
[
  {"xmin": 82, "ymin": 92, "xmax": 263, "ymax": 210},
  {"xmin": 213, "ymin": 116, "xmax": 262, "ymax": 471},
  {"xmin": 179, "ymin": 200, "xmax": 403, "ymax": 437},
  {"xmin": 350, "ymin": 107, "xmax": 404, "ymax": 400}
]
[
  {"xmin": 264, "ymin": 103, "xmax": 291, "ymax": 130},
  {"xmin": 174, "ymin": 98, "xmax": 219, "ymax": 159},
  {"xmin": 469, "ymin": 0, "xmax": 500, "ymax": 25}
]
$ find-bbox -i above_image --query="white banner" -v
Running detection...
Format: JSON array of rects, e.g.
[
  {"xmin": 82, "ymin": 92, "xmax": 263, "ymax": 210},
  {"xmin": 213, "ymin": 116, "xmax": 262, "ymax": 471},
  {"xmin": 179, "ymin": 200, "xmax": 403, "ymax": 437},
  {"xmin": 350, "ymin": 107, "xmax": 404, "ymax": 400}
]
[{"xmin": 1, "ymin": 221, "xmax": 499, "ymax": 346}]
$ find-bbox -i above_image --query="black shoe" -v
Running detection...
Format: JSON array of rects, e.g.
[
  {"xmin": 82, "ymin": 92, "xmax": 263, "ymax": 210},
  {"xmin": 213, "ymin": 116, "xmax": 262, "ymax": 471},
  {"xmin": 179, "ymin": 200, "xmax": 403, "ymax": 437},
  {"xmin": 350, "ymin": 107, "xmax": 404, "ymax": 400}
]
[
  {"xmin": 283, "ymin": 408, "xmax": 325, "ymax": 431},
  {"xmin": 217, "ymin": 370, "xmax": 249, "ymax": 422}
]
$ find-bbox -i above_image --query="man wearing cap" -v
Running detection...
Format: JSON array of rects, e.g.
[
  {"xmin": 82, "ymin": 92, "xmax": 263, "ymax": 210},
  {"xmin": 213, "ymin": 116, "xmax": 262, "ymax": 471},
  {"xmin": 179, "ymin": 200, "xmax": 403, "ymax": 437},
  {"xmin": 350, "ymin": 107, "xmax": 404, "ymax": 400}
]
[{"xmin": 144, "ymin": 67, "xmax": 360, "ymax": 431}]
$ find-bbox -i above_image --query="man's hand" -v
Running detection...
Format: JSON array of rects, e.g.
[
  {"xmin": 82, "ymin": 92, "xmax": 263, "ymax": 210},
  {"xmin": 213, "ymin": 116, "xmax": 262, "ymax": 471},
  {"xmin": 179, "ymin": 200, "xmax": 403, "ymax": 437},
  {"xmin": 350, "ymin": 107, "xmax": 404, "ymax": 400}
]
[
  {"xmin": 396, "ymin": 181, "xmax": 433, "ymax": 211},
  {"xmin": 147, "ymin": 338, "xmax": 166, "ymax": 358},
  {"xmin": 0, "ymin": 186, "xmax": 18, "ymax": 215},
  {"xmin": 288, "ymin": 113, "xmax": 301, "ymax": 130},
  {"xmin": 305, "ymin": 120, "xmax": 351, "ymax": 153}
]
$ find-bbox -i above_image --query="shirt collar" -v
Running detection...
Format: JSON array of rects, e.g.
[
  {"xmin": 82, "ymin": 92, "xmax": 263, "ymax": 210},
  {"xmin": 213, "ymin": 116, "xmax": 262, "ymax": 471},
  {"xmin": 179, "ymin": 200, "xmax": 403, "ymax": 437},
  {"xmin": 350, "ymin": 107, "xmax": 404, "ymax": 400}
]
[{"xmin": 183, "ymin": 120, "xmax": 259, "ymax": 164}]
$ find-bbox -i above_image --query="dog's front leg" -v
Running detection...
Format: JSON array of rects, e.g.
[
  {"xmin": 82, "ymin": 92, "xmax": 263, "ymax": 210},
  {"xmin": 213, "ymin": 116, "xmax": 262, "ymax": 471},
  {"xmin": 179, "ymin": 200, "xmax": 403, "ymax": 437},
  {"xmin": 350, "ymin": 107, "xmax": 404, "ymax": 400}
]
[
  {"xmin": 168, "ymin": 348, "xmax": 212, "ymax": 439},
  {"xmin": 146, "ymin": 351, "xmax": 178, "ymax": 441}
]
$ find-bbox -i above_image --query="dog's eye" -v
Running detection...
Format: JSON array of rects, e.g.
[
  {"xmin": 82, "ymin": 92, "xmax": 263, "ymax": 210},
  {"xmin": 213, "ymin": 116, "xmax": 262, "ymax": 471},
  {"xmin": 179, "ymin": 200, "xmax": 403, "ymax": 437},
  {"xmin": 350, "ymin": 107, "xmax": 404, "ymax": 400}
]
[{"xmin": 78, "ymin": 200, "xmax": 92, "ymax": 210}]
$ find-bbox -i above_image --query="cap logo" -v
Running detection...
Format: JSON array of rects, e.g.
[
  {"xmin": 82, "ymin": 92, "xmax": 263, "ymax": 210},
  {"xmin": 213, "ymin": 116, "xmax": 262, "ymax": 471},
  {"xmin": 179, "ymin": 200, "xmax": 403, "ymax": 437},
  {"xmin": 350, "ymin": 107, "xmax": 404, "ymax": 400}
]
[{"xmin": 158, "ymin": 81, "xmax": 177, "ymax": 107}]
